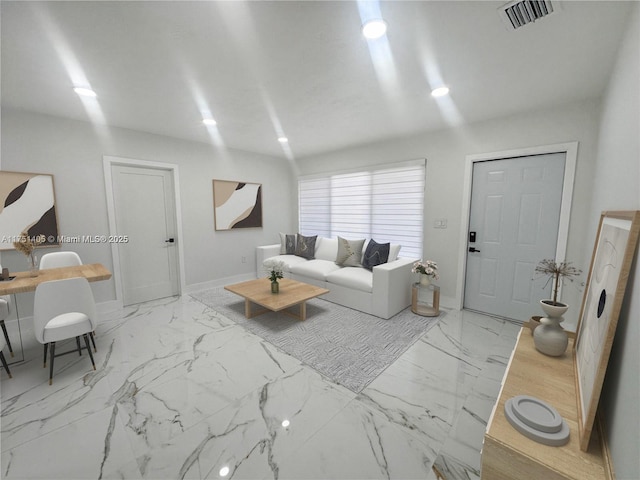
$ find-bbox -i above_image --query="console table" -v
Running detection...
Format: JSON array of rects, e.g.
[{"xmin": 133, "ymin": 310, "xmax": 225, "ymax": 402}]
[
  {"xmin": 0, "ymin": 264, "xmax": 112, "ymax": 295},
  {"xmin": 481, "ymin": 327, "xmax": 612, "ymax": 479}
]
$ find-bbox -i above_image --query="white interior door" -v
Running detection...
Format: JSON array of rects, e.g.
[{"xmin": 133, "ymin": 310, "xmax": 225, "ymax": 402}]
[
  {"xmin": 463, "ymin": 153, "xmax": 566, "ymax": 320},
  {"xmin": 112, "ymin": 165, "xmax": 179, "ymax": 306}
]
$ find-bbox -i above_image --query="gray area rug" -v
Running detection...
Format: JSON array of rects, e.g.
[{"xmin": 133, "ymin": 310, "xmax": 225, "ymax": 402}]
[{"xmin": 191, "ymin": 288, "xmax": 442, "ymax": 393}]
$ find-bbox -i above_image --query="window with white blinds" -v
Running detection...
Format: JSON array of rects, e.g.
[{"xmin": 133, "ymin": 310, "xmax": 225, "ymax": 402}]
[{"xmin": 298, "ymin": 160, "xmax": 425, "ymax": 259}]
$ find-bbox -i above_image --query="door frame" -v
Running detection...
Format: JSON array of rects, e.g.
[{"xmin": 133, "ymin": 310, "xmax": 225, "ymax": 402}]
[
  {"xmin": 103, "ymin": 156, "xmax": 187, "ymax": 306},
  {"xmin": 455, "ymin": 142, "xmax": 578, "ymax": 310}
]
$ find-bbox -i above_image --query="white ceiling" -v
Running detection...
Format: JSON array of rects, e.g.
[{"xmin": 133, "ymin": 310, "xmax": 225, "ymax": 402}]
[{"xmin": 1, "ymin": 1, "xmax": 633, "ymax": 160}]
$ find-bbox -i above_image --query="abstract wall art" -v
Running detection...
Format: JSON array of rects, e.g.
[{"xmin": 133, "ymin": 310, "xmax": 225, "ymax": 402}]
[
  {"xmin": 213, "ymin": 180, "xmax": 263, "ymax": 231},
  {"xmin": 0, "ymin": 171, "xmax": 60, "ymax": 250},
  {"xmin": 574, "ymin": 210, "xmax": 640, "ymax": 451}
]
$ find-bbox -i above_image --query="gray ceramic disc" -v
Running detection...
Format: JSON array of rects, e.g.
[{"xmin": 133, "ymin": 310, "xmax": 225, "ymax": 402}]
[
  {"xmin": 510, "ymin": 395, "xmax": 563, "ymax": 433},
  {"xmin": 505, "ymin": 397, "xmax": 570, "ymax": 446}
]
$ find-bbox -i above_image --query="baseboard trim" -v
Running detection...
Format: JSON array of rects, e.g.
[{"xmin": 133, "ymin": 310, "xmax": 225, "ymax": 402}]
[
  {"xmin": 439, "ymin": 295, "xmax": 457, "ymax": 310},
  {"xmin": 97, "ymin": 299, "xmax": 122, "ymax": 313}
]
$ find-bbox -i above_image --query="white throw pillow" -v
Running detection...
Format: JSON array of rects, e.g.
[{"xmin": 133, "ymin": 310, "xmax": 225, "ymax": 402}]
[{"xmin": 336, "ymin": 236, "xmax": 366, "ymax": 267}]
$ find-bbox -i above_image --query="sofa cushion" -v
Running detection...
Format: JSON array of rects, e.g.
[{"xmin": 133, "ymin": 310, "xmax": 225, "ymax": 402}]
[
  {"xmin": 389, "ymin": 244, "xmax": 401, "ymax": 262},
  {"xmin": 362, "ymin": 239, "xmax": 390, "ymax": 270},
  {"xmin": 315, "ymin": 237, "xmax": 338, "ymax": 261},
  {"xmin": 290, "ymin": 259, "xmax": 341, "ymax": 281},
  {"xmin": 326, "ymin": 267, "xmax": 373, "ymax": 293},
  {"xmin": 279, "ymin": 233, "xmax": 297, "ymax": 255},
  {"xmin": 295, "ymin": 234, "xmax": 317, "ymax": 259},
  {"xmin": 263, "ymin": 254, "xmax": 308, "ymax": 272},
  {"xmin": 336, "ymin": 236, "xmax": 365, "ymax": 267}
]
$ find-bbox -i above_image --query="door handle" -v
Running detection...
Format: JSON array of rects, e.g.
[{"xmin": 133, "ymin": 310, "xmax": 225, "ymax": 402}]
[
  {"xmin": 165, "ymin": 238, "xmax": 175, "ymax": 243},
  {"xmin": 468, "ymin": 247, "xmax": 481, "ymax": 253}
]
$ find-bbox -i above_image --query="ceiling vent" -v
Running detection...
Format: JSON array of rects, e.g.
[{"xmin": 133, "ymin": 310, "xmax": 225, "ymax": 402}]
[{"xmin": 499, "ymin": 0, "xmax": 559, "ymax": 30}]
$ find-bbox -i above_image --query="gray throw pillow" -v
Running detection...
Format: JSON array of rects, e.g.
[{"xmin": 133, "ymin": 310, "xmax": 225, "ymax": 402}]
[
  {"xmin": 295, "ymin": 234, "xmax": 317, "ymax": 259},
  {"xmin": 279, "ymin": 233, "xmax": 297, "ymax": 254},
  {"xmin": 285, "ymin": 234, "xmax": 296, "ymax": 254},
  {"xmin": 336, "ymin": 236, "xmax": 365, "ymax": 267},
  {"xmin": 362, "ymin": 239, "xmax": 390, "ymax": 270}
]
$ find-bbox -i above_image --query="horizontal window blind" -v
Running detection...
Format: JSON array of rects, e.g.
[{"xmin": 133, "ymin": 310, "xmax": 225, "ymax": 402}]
[{"xmin": 298, "ymin": 161, "xmax": 424, "ymax": 259}]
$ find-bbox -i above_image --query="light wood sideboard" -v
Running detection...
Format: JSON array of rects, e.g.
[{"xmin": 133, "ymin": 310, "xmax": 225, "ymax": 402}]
[{"xmin": 481, "ymin": 327, "xmax": 612, "ymax": 480}]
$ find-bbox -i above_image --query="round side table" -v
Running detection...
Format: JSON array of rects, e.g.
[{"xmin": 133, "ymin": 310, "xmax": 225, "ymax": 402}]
[{"xmin": 411, "ymin": 282, "xmax": 440, "ymax": 317}]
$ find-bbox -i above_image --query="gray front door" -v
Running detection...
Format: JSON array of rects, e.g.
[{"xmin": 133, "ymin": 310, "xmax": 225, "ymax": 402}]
[{"xmin": 464, "ymin": 153, "xmax": 566, "ymax": 320}]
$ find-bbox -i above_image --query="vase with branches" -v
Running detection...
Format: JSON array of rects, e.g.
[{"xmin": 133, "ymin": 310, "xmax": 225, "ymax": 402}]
[
  {"xmin": 533, "ymin": 259, "xmax": 581, "ymax": 356},
  {"xmin": 534, "ymin": 259, "xmax": 582, "ymax": 307}
]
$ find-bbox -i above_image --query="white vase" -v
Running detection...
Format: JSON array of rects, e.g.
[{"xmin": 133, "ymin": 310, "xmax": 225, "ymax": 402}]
[
  {"xmin": 420, "ymin": 274, "xmax": 431, "ymax": 286},
  {"xmin": 534, "ymin": 315, "xmax": 568, "ymax": 357},
  {"xmin": 539, "ymin": 299, "xmax": 568, "ymax": 318}
]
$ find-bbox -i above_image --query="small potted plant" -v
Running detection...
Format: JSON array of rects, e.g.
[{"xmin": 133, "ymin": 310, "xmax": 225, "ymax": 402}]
[
  {"xmin": 534, "ymin": 259, "xmax": 581, "ymax": 317},
  {"xmin": 264, "ymin": 259, "xmax": 285, "ymax": 293},
  {"xmin": 532, "ymin": 259, "xmax": 581, "ymax": 357},
  {"xmin": 412, "ymin": 260, "xmax": 439, "ymax": 286}
]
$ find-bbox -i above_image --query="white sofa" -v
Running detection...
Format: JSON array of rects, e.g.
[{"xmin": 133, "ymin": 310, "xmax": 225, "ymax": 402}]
[{"xmin": 256, "ymin": 237, "xmax": 416, "ymax": 319}]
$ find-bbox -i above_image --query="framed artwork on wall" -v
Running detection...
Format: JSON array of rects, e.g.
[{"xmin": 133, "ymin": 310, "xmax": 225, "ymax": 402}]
[
  {"xmin": 212, "ymin": 179, "xmax": 263, "ymax": 231},
  {"xmin": 0, "ymin": 171, "xmax": 60, "ymax": 250},
  {"xmin": 574, "ymin": 210, "xmax": 640, "ymax": 451}
]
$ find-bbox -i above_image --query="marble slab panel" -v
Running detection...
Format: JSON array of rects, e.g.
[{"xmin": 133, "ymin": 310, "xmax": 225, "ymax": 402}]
[
  {"xmin": 1, "ymin": 405, "xmax": 141, "ymax": 479},
  {"xmin": 136, "ymin": 365, "xmax": 355, "ymax": 479},
  {"xmin": 275, "ymin": 398, "xmax": 435, "ymax": 479}
]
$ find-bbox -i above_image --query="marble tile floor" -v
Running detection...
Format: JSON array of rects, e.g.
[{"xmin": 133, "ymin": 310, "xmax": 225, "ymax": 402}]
[{"xmin": 0, "ymin": 295, "xmax": 520, "ymax": 480}]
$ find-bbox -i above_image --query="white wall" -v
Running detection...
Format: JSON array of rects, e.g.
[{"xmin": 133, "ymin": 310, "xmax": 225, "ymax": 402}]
[
  {"xmin": 1, "ymin": 108, "xmax": 295, "ymax": 314},
  {"xmin": 588, "ymin": 5, "xmax": 639, "ymax": 478},
  {"xmin": 297, "ymin": 99, "xmax": 601, "ymax": 327}
]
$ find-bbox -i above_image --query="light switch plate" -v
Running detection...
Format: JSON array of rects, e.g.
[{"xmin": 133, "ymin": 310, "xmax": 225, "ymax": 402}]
[{"xmin": 434, "ymin": 218, "xmax": 447, "ymax": 229}]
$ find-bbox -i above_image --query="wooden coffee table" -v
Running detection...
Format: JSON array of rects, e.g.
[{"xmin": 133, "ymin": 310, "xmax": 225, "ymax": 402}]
[{"xmin": 224, "ymin": 278, "xmax": 329, "ymax": 321}]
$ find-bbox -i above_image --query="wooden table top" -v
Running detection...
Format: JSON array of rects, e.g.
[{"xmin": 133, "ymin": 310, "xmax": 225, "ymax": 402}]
[
  {"xmin": 225, "ymin": 278, "xmax": 329, "ymax": 312},
  {"xmin": 0, "ymin": 263, "xmax": 112, "ymax": 295}
]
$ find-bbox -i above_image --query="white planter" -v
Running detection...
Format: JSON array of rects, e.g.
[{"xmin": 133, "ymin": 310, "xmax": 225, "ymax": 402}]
[
  {"xmin": 534, "ymin": 317, "xmax": 568, "ymax": 357},
  {"xmin": 539, "ymin": 300, "xmax": 568, "ymax": 318}
]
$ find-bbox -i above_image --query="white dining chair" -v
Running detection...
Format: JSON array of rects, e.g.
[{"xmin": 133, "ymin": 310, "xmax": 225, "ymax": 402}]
[
  {"xmin": 0, "ymin": 335, "xmax": 12, "ymax": 378},
  {"xmin": 33, "ymin": 277, "xmax": 97, "ymax": 385},
  {"xmin": 39, "ymin": 251, "xmax": 83, "ymax": 269},
  {"xmin": 37, "ymin": 251, "xmax": 97, "ymax": 350}
]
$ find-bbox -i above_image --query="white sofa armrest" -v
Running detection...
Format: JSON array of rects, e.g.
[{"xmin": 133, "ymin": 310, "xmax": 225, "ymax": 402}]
[
  {"xmin": 372, "ymin": 257, "xmax": 416, "ymax": 319},
  {"xmin": 256, "ymin": 244, "xmax": 281, "ymax": 277}
]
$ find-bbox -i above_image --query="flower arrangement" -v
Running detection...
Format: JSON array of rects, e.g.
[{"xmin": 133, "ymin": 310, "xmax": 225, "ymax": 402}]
[
  {"xmin": 13, "ymin": 231, "xmax": 45, "ymax": 273},
  {"xmin": 412, "ymin": 260, "xmax": 439, "ymax": 280},
  {"xmin": 264, "ymin": 259, "xmax": 285, "ymax": 283},
  {"xmin": 534, "ymin": 259, "xmax": 581, "ymax": 306}
]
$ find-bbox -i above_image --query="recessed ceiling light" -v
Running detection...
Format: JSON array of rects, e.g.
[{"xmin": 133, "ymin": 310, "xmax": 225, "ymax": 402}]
[
  {"xmin": 73, "ymin": 87, "xmax": 97, "ymax": 98},
  {"xmin": 431, "ymin": 86, "xmax": 450, "ymax": 98},
  {"xmin": 278, "ymin": 137, "xmax": 288, "ymax": 144},
  {"xmin": 219, "ymin": 466, "xmax": 230, "ymax": 477},
  {"xmin": 362, "ymin": 19, "xmax": 387, "ymax": 39},
  {"xmin": 202, "ymin": 118, "xmax": 217, "ymax": 126},
  {"xmin": 281, "ymin": 419, "xmax": 290, "ymax": 428}
]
